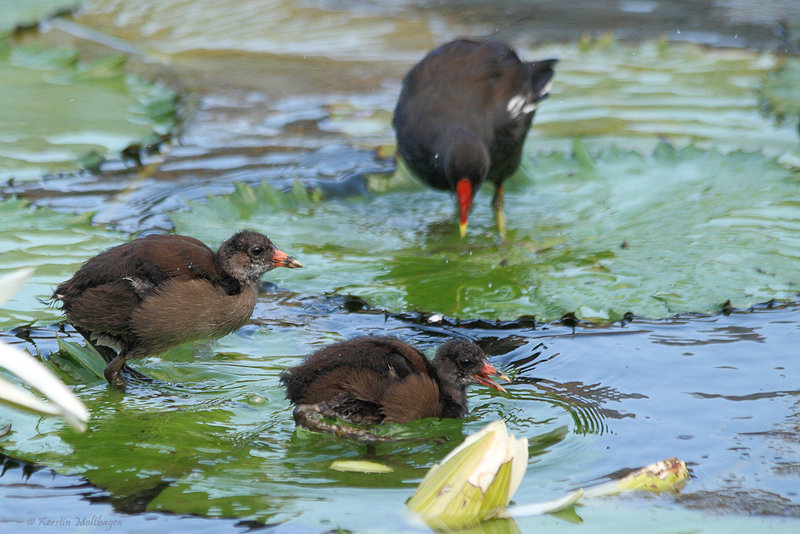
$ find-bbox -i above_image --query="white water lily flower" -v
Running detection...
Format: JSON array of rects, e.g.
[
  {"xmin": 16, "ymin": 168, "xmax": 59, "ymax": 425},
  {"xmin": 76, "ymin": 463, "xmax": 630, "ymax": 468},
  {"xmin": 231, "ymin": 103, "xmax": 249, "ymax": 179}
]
[
  {"xmin": 407, "ymin": 417, "xmax": 690, "ymax": 530},
  {"xmin": 0, "ymin": 268, "xmax": 89, "ymax": 432},
  {"xmin": 407, "ymin": 419, "xmax": 528, "ymax": 530}
]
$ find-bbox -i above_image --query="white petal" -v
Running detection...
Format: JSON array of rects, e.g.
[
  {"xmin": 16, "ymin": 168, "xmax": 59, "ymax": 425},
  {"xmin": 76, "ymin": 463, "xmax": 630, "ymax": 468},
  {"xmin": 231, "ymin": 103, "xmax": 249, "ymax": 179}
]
[
  {"xmin": 0, "ymin": 268, "xmax": 34, "ymax": 308},
  {"xmin": 0, "ymin": 342, "xmax": 89, "ymax": 432},
  {"xmin": 507, "ymin": 435, "xmax": 529, "ymax": 498},
  {"xmin": 470, "ymin": 426, "xmax": 505, "ymax": 491},
  {"xmin": 439, "ymin": 419, "xmax": 504, "ymax": 465},
  {"xmin": 0, "ymin": 375, "xmax": 61, "ymax": 416}
]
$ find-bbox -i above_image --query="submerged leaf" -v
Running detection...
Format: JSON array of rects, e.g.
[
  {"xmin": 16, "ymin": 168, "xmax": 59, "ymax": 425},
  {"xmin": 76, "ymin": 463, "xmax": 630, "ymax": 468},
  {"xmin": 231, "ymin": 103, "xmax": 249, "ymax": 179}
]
[
  {"xmin": 571, "ymin": 138, "xmax": 595, "ymax": 168},
  {"xmin": 329, "ymin": 460, "xmax": 394, "ymax": 474},
  {"xmin": 530, "ymin": 39, "xmax": 795, "ymax": 155}
]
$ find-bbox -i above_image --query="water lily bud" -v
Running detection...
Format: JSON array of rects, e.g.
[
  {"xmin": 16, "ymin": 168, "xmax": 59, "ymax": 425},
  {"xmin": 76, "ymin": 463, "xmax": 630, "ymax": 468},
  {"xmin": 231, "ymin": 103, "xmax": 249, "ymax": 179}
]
[
  {"xmin": 582, "ymin": 457, "xmax": 689, "ymax": 498},
  {"xmin": 407, "ymin": 420, "xmax": 528, "ymax": 530}
]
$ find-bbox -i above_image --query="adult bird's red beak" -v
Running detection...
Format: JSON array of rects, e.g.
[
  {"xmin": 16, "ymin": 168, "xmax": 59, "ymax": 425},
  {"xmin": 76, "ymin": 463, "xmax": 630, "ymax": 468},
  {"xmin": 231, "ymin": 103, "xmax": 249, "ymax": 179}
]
[
  {"xmin": 456, "ymin": 178, "xmax": 472, "ymax": 238},
  {"xmin": 474, "ymin": 360, "xmax": 510, "ymax": 393},
  {"xmin": 271, "ymin": 249, "xmax": 303, "ymax": 269}
]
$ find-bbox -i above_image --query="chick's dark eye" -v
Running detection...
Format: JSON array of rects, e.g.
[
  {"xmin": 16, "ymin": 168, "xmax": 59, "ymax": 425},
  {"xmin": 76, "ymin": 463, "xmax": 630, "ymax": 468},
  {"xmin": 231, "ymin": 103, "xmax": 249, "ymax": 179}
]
[
  {"xmin": 458, "ymin": 357, "xmax": 472, "ymax": 368},
  {"xmin": 250, "ymin": 246, "xmax": 263, "ymax": 257}
]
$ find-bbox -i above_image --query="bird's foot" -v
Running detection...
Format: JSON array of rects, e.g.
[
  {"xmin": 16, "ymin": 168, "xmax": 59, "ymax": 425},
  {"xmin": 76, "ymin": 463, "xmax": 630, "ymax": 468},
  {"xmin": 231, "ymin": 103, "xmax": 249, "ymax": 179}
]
[
  {"xmin": 496, "ymin": 215, "xmax": 507, "ymax": 244},
  {"xmin": 492, "ymin": 186, "xmax": 506, "ymax": 243},
  {"xmin": 105, "ymin": 372, "xmax": 127, "ymax": 390},
  {"xmin": 122, "ymin": 364, "xmax": 153, "ymax": 382},
  {"xmin": 293, "ymin": 404, "xmax": 397, "ymax": 443},
  {"xmin": 103, "ymin": 355, "xmax": 128, "ymax": 389}
]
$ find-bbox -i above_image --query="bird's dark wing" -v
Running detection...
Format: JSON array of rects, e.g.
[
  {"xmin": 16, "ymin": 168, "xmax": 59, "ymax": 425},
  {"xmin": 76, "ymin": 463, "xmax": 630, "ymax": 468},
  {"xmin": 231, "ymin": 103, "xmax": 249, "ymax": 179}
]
[
  {"xmin": 393, "ymin": 40, "xmax": 533, "ymax": 183},
  {"xmin": 294, "ymin": 367, "xmax": 386, "ymax": 424},
  {"xmin": 289, "ymin": 366, "xmax": 443, "ymax": 424},
  {"xmin": 128, "ymin": 234, "xmax": 222, "ymax": 282},
  {"xmin": 56, "ymin": 279, "xmax": 141, "ymax": 347},
  {"xmin": 375, "ymin": 337, "xmax": 434, "ymax": 376},
  {"xmin": 280, "ymin": 336, "xmax": 435, "ymax": 403},
  {"xmin": 53, "ymin": 235, "xmax": 221, "ymax": 301},
  {"xmin": 380, "ymin": 374, "xmax": 443, "ymax": 423}
]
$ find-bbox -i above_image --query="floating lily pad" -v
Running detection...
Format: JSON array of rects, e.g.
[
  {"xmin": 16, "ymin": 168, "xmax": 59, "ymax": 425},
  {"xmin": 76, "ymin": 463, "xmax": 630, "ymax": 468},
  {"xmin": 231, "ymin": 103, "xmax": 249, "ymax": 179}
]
[
  {"xmin": 171, "ymin": 142, "xmax": 800, "ymax": 322},
  {"xmin": 0, "ymin": 44, "xmax": 176, "ymax": 181},
  {"xmin": 529, "ymin": 39, "xmax": 798, "ymax": 155},
  {"xmin": 0, "ymin": 197, "xmax": 126, "ymax": 328},
  {"xmin": 0, "ymin": 0, "xmax": 79, "ymax": 36}
]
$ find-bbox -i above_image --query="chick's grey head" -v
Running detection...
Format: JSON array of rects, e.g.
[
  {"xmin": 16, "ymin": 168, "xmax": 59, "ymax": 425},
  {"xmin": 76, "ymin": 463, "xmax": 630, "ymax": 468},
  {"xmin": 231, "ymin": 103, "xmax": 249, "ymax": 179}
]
[
  {"xmin": 433, "ymin": 339, "xmax": 507, "ymax": 392},
  {"xmin": 218, "ymin": 230, "xmax": 302, "ymax": 284}
]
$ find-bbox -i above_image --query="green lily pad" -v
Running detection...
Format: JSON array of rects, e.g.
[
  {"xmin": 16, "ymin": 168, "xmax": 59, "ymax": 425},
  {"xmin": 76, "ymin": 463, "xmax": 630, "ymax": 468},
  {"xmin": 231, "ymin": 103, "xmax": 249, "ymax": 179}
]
[
  {"xmin": 53, "ymin": 339, "xmax": 106, "ymax": 382},
  {"xmin": 0, "ymin": 0, "xmax": 79, "ymax": 36},
  {"xmin": 171, "ymin": 142, "xmax": 800, "ymax": 322},
  {"xmin": 529, "ymin": 38, "xmax": 799, "ymax": 155},
  {"xmin": 0, "ymin": 44, "xmax": 176, "ymax": 181},
  {"xmin": 0, "ymin": 196, "xmax": 126, "ymax": 328}
]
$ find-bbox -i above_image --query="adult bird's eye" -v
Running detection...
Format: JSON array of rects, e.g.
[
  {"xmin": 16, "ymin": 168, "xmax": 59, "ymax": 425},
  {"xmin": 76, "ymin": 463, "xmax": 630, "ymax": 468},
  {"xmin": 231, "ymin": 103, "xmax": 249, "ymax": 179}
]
[{"xmin": 250, "ymin": 246, "xmax": 263, "ymax": 256}]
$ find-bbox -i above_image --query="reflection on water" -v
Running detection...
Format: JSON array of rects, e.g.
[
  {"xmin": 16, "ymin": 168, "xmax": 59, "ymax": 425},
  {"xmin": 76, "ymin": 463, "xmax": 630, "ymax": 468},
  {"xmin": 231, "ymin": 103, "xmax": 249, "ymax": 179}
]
[
  {"xmin": 652, "ymin": 324, "xmax": 768, "ymax": 346},
  {"xmin": 0, "ymin": 454, "xmax": 248, "ymax": 532}
]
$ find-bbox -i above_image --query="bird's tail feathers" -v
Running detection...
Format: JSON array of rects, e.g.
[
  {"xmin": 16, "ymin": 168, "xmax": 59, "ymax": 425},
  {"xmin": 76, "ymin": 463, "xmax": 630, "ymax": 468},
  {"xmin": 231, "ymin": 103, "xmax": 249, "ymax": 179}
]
[{"xmin": 528, "ymin": 58, "xmax": 558, "ymax": 100}]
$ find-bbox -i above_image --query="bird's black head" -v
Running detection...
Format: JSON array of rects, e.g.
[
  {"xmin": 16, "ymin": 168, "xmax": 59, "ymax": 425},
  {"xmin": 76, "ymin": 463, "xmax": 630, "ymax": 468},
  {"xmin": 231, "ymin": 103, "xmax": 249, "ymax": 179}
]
[{"xmin": 442, "ymin": 133, "xmax": 490, "ymax": 237}]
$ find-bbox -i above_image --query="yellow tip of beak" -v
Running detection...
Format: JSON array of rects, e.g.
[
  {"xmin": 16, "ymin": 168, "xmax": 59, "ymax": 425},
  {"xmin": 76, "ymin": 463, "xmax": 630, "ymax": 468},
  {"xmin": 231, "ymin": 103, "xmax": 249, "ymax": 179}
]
[
  {"xmin": 285, "ymin": 257, "xmax": 303, "ymax": 269},
  {"xmin": 459, "ymin": 221, "xmax": 467, "ymax": 238}
]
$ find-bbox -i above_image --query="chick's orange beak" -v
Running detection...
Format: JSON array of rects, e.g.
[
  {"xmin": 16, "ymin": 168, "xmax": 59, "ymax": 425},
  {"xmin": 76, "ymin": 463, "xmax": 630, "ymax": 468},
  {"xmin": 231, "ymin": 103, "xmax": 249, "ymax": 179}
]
[
  {"xmin": 474, "ymin": 360, "xmax": 510, "ymax": 393},
  {"xmin": 271, "ymin": 249, "xmax": 303, "ymax": 269}
]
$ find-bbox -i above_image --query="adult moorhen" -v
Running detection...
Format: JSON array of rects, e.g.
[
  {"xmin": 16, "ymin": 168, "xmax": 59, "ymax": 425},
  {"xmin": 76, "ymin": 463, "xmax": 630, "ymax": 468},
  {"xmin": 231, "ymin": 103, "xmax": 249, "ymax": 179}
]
[
  {"xmin": 280, "ymin": 336, "xmax": 509, "ymax": 434},
  {"xmin": 52, "ymin": 230, "xmax": 302, "ymax": 388},
  {"xmin": 393, "ymin": 39, "xmax": 557, "ymax": 238}
]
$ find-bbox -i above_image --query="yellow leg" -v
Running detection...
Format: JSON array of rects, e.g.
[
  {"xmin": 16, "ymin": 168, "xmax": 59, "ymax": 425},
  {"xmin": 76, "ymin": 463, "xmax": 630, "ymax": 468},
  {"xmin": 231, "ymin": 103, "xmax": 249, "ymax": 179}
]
[{"xmin": 492, "ymin": 186, "xmax": 506, "ymax": 241}]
